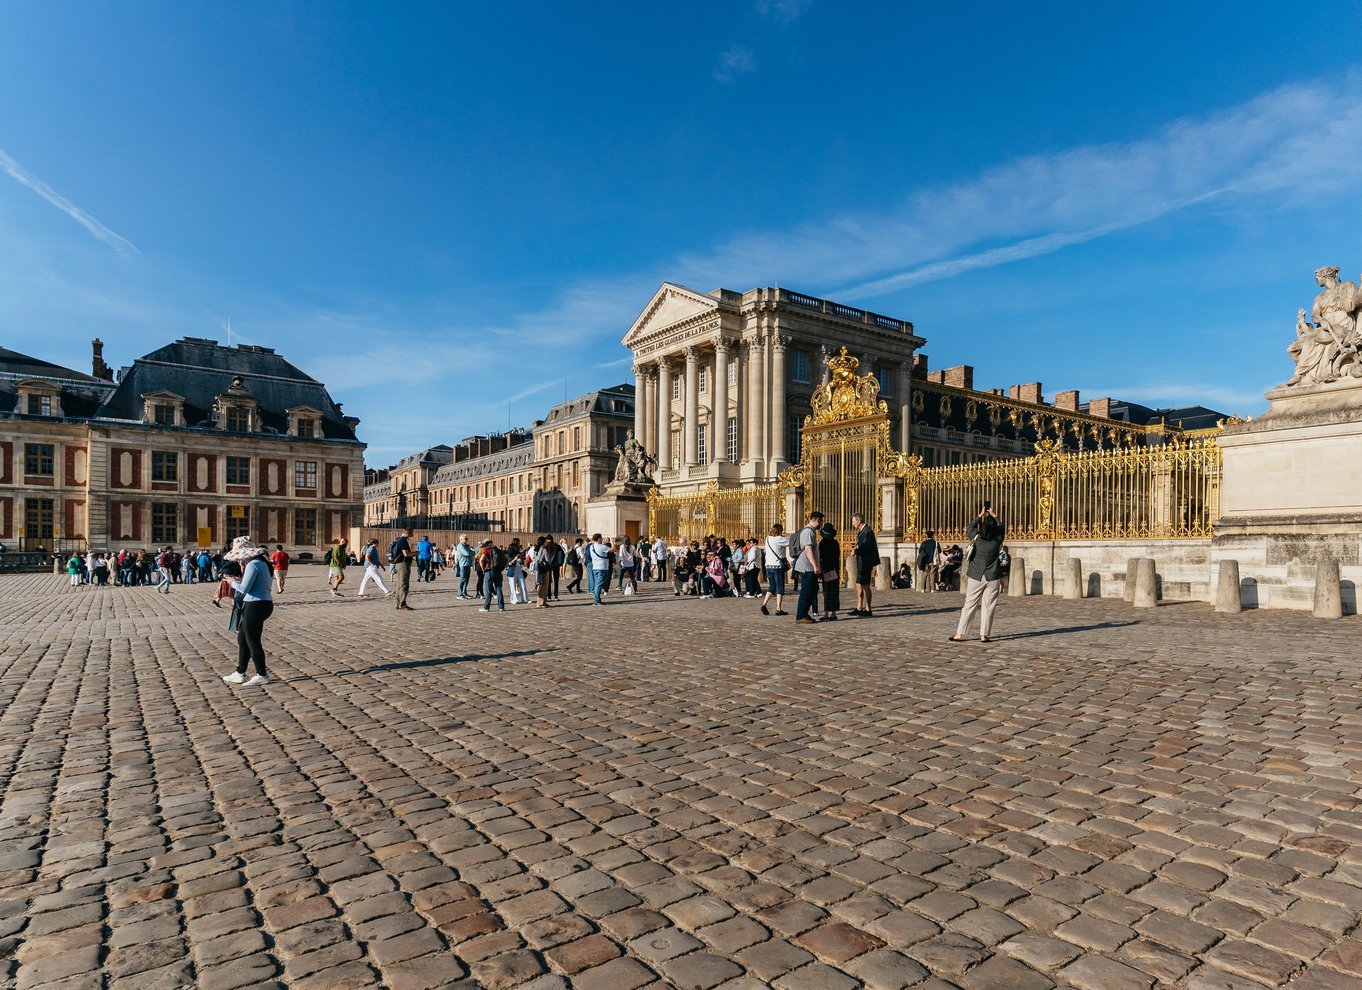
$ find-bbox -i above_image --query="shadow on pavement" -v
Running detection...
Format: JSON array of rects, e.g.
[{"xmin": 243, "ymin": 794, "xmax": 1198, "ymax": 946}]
[
  {"xmin": 364, "ymin": 648, "xmax": 555, "ymax": 673},
  {"xmin": 996, "ymin": 621, "xmax": 1140, "ymax": 640}
]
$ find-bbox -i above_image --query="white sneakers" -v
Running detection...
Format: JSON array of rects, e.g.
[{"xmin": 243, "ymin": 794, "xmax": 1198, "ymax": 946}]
[{"xmin": 222, "ymin": 671, "xmax": 269, "ymax": 686}]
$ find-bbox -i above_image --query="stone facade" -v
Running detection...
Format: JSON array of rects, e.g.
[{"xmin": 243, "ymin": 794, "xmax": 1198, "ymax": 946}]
[{"xmin": 0, "ymin": 339, "xmax": 364, "ymax": 553}]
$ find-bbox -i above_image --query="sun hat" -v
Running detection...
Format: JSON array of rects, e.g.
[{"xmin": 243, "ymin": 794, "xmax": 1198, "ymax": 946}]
[{"xmin": 224, "ymin": 535, "xmax": 267, "ymax": 562}]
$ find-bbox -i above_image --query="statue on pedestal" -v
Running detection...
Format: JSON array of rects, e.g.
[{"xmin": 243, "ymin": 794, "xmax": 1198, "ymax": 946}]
[
  {"xmin": 612, "ymin": 430, "xmax": 657, "ymax": 489},
  {"xmin": 1286, "ymin": 266, "xmax": 1362, "ymax": 385}
]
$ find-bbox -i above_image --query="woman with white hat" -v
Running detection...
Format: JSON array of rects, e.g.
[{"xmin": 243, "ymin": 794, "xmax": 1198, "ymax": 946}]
[{"xmin": 221, "ymin": 536, "xmax": 275, "ymax": 686}]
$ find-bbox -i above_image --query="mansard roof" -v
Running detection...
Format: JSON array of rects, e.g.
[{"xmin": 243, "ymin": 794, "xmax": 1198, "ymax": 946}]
[
  {"xmin": 0, "ymin": 345, "xmax": 103, "ymax": 383},
  {"xmin": 94, "ymin": 337, "xmax": 361, "ymax": 442},
  {"xmin": 0, "ymin": 345, "xmax": 116, "ymax": 418},
  {"xmin": 542, "ymin": 383, "xmax": 635, "ymax": 424}
]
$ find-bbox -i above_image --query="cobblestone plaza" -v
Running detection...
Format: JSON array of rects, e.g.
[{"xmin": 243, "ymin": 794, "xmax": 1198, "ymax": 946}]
[{"xmin": 1, "ymin": 572, "xmax": 1359, "ymax": 990}]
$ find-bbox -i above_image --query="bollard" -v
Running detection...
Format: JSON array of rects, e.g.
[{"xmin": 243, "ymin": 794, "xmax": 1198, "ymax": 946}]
[
  {"xmin": 1314, "ymin": 559, "xmax": 1343, "ymax": 619},
  {"xmin": 1124, "ymin": 556, "xmax": 1141, "ymax": 603},
  {"xmin": 1064, "ymin": 557, "xmax": 1083, "ymax": 599},
  {"xmin": 1133, "ymin": 558, "xmax": 1158, "ymax": 609},
  {"xmin": 52, "ymin": 556, "xmax": 59, "ymax": 575},
  {"xmin": 1008, "ymin": 556, "xmax": 1027, "ymax": 597},
  {"xmin": 1215, "ymin": 559, "xmax": 1242, "ymax": 613},
  {"xmin": 875, "ymin": 555, "xmax": 890, "ymax": 591}
]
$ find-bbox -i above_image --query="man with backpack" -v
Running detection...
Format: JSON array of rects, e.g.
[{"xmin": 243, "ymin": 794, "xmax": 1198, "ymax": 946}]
[
  {"xmin": 477, "ymin": 540, "xmax": 507, "ymax": 612},
  {"xmin": 357, "ymin": 539, "xmax": 391, "ymax": 598},
  {"xmin": 390, "ymin": 529, "xmax": 414, "ymax": 610}
]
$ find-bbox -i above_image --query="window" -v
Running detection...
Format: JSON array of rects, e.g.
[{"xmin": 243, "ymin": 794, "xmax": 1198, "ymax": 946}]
[
  {"xmin": 572, "ymin": 462, "xmax": 579, "ymax": 488},
  {"xmin": 24, "ymin": 498, "xmax": 54, "ymax": 543},
  {"xmin": 226, "ymin": 456, "xmax": 251, "ymax": 485},
  {"xmin": 672, "ymin": 376, "xmax": 680, "ymax": 401},
  {"xmin": 295, "ymin": 460, "xmax": 317, "ymax": 490},
  {"xmin": 791, "ymin": 350, "xmax": 809, "ymax": 383},
  {"xmin": 699, "ymin": 367, "xmax": 708, "ymax": 393},
  {"xmin": 787, "ymin": 418, "xmax": 802, "ymax": 463},
  {"xmin": 27, "ymin": 394, "xmax": 52, "ymax": 416},
  {"xmin": 153, "ymin": 403, "xmax": 176, "ymax": 425},
  {"xmin": 573, "ymin": 426, "xmax": 581, "ymax": 451},
  {"xmin": 671, "ymin": 430, "xmax": 681, "ymax": 467},
  {"xmin": 698, "ymin": 424, "xmax": 708, "ymax": 464},
  {"xmin": 151, "ymin": 451, "xmax": 178, "ymax": 482},
  {"xmin": 225, "ymin": 407, "xmax": 251, "ymax": 432},
  {"xmin": 296, "ymin": 418, "xmax": 315, "ymax": 438},
  {"xmin": 876, "ymin": 367, "xmax": 892, "ymax": 396},
  {"xmin": 152, "ymin": 503, "xmax": 177, "ymax": 543},
  {"xmin": 728, "ymin": 361, "xmax": 738, "ymax": 387},
  {"xmin": 225, "ymin": 506, "xmax": 249, "ymax": 541},
  {"xmin": 727, "ymin": 417, "xmax": 738, "ymax": 462},
  {"xmin": 294, "ymin": 508, "xmax": 317, "ymax": 545},
  {"xmin": 24, "ymin": 443, "xmax": 54, "ymax": 476}
]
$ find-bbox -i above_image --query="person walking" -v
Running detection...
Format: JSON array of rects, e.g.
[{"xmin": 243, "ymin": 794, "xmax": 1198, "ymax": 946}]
[
  {"xmin": 392, "ymin": 528, "xmax": 415, "ymax": 610},
  {"xmin": 565, "ymin": 538, "xmax": 584, "ymax": 595},
  {"xmin": 549, "ymin": 536, "xmax": 564, "ymax": 601},
  {"xmin": 653, "ymin": 535, "xmax": 669, "ymax": 582},
  {"xmin": 454, "ymin": 535, "xmax": 474, "ymax": 598},
  {"xmin": 67, "ymin": 551, "xmax": 82, "ymax": 589},
  {"xmin": 617, "ymin": 539, "xmax": 636, "ymax": 594},
  {"xmin": 506, "ymin": 538, "xmax": 528, "ymax": 604},
  {"xmin": 477, "ymin": 540, "xmax": 507, "ymax": 612},
  {"xmin": 221, "ymin": 536, "xmax": 275, "ymax": 686},
  {"xmin": 356, "ymin": 539, "xmax": 391, "ymax": 597},
  {"xmin": 416, "ymin": 534, "xmax": 435, "ymax": 582},
  {"xmin": 916, "ymin": 530, "xmax": 939, "ymax": 594},
  {"xmin": 950, "ymin": 505, "xmax": 1006, "ymax": 643},
  {"xmin": 270, "ymin": 544, "xmax": 290, "ymax": 593},
  {"xmin": 327, "ymin": 539, "xmax": 348, "ymax": 596},
  {"xmin": 819, "ymin": 524, "xmax": 842, "ymax": 621},
  {"xmin": 156, "ymin": 547, "xmax": 173, "ymax": 594},
  {"xmin": 531, "ymin": 536, "xmax": 554, "ymax": 607},
  {"xmin": 759, "ymin": 524, "xmax": 789, "ymax": 616},
  {"xmin": 850, "ymin": 513, "xmax": 879, "ymax": 617},
  {"xmin": 793, "ymin": 512, "xmax": 823, "ymax": 625},
  {"xmin": 585, "ymin": 533, "xmax": 611, "ymax": 606}
]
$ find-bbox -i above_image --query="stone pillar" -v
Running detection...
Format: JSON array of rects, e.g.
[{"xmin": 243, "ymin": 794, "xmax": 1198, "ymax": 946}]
[
  {"xmin": 1008, "ymin": 557, "xmax": 1027, "ymax": 596},
  {"xmin": 714, "ymin": 340, "xmax": 730, "ymax": 463},
  {"xmin": 1133, "ymin": 558, "xmax": 1158, "ymax": 609},
  {"xmin": 772, "ymin": 335, "xmax": 789, "ymax": 470},
  {"xmin": 745, "ymin": 336, "xmax": 764, "ymax": 470},
  {"xmin": 656, "ymin": 358, "xmax": 673, "ymax": 472},
  {"xmin": 684, "ymin": 347, "xmax": 700, "ymax": 467},
  {"xmin": 1064, "ymin": 557, "xmax": 1083, "ymax": 599},
  {"xmin": 1314, "ymin": 559, "xmax": 1343, "ymax": 619},
  {"xmin": 1216, "ymin": 559, "xmax": 1242, "ymax": 613},
  {"xmin": 1124, "ymin": 556, "xmax": 1141, "ymax": 603},
  {"xmin": 898, "ymin": 364, "xmax": 913, "ymax": 454},
  {"xmin": 644, "ymin": 370, "xmax": 657, "ymax": 457},
  {"xmin": 875, "ymin": 556, "xmax": 891, "ymax": 591},
  {"xmin": 633, "ymin": 364, "xmax": 646, "ymax": 443}
]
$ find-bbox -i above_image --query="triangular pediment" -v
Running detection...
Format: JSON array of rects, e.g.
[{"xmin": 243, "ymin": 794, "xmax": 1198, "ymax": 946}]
[
  {"xmin": 140, "ymin": 389, "xmax": 185, "ymax": 402},
  {"xmin": 622, "ymin": 283, "xmax": 721, "ymax": 348}
]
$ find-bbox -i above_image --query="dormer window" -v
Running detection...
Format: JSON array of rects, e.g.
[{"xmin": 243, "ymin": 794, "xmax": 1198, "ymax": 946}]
[
  {"xmin": 17, "ymin": 379, "xmax": 63, "ymax": 417},
  {"xmin": 286, "ymin": 405, "xmax": 323, "ymax": 439},
  {"xmin": 27, "ymin": 394, "xmax": 52, "ymax": 416},
  {"xmin": 153, "ymin": 403, "xmax": 175, "ymax": 425},
  {"xmin": 141, "ymin": 390, "xmax": 185, "ymax": 427},
  {"xmin": 226, "ymin": 407, "xmax": 252, "ymax": 432},
  {"xmin": 297, "ymin": 419, "xmax": 315, "ymax": 438}
]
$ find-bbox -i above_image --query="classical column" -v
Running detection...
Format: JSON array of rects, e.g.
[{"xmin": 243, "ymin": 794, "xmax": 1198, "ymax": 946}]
[
  {"xmin": 657, "ymin": 358, "xmax": 673, "ymax": 471},
  {"xmin": 898, "ymin": 364, "xmax": 913, "ymax": 454},
  {"xmin": 746, "ymin": 335, "xmax": 765, "ymax": 469},
  {"xmin": 772, "ymin": 335, "xmax": 789, "ymax": 468},
  {"xmin": 632, "ymin": 364, "xmax": 646, "ymax": 443},
  {"xmin": 713, "ymin": 339, "xmax": 730, "ymax": 463},
  {"xmin": 684, "ymin": 346, "xmax": 700, "ymax": 466}
]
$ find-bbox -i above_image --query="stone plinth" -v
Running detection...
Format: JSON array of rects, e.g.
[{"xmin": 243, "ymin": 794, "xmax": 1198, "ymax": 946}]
[{"xmin": 585, "ymin": 488, "xmax": 649, "ymax": 543}]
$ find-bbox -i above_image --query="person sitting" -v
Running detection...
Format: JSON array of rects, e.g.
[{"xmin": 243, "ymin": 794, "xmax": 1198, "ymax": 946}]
[
  {"xmin": 893, "ymin": 563, "xmax": 912, "ymax": 589},
  {"xmin": 702, "ymin": 551, "xmax": 730, "ymax": 598},
  {"xmin": 938, "ymin": 545, "xmax": 964, "ymax": 590},
  {"xmin": 673, "ymin": 555, "xmax": 698, "ymax": 596}
]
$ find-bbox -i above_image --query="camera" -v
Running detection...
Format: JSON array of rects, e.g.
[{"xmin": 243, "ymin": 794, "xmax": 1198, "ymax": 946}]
[{"xmin": 983, "ymin": 500, "xmax": 992, "ymax": 512}]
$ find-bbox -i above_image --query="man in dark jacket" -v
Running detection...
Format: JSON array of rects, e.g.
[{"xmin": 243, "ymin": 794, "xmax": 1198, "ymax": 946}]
[
  {"xmin": 916, "ymin": 531, "xmax": 939, "ymax": 593},
  {"xmin": 849, "ymin": 512, "xmax": 879, "ymax": 617},
  {"xmin": 949, "ymin": 506, "xmax": 1006, "ymax": 642}
]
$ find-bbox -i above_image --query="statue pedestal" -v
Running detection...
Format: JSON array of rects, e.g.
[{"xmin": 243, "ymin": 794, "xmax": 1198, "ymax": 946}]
[
  {"xmin": 1214, "ymin": 377, "xmax": 1362, "ymax": 611},
  {"xmin": 586, "ymin": 486, "xmax": 649, "ymax": 543}
]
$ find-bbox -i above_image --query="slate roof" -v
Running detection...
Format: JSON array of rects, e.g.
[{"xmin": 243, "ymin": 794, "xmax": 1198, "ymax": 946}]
[
  {"xmin": 0, "ymin": 346, "xmax": 115, "ymax": 419},
  {"xmin": 540, "ymin": 383, "xmax": 635, "ymax": 425},
  {"xmin": 1097, "ymin": 400, "xmax": 1228, "ymax": 432},
  {"xmin": 94, "ymin": 337, "xmax": 361, "ymax": 442}
]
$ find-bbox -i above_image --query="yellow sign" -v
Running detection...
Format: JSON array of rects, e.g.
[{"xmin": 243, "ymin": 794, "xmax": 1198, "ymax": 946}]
[
  {"xmin": 230, "ymin": 506, "xmax": 246, "ymax": 519},
  {"xmin": 197, "ymin": 527, "xmax": 213, "ymax": 548}
]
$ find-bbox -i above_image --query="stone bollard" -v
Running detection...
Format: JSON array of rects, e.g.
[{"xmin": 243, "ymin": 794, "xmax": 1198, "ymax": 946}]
[
  {"xmin": 875, "ymin": 555, "xmax": 890, "ymax": 591},
  {"xmin": 1064, "ymin": 557, "xmax": 1083, "ymax": 599},
  {"xmin": 1133, "ymin": 558, "xmax": 1158, "ymax": 609},
  {"xmin": 1124, "ymin": 556, "xmax": 1141, "ymax": 603},
  {"xmin": 52, "ymin": 556, "xmax": 59, "ymax": 575},
  {"xmin": 1314, "ymin": 559, "xmax": 1343, "ymax": 619},
  {"xmin": 1008, "ymin": 556, "xmax": 1027, "ymax": 597},
  {"xmin": 1216, "ymin": 559, "xmax": 1242, "ymax": 613}
]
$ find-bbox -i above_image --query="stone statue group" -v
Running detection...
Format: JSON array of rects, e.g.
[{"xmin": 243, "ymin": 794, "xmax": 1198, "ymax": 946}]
[
  {"xmin": 613, "ymin": 430, "xmax": 657, "ymax": 487},
  {"xmin": 1287, "ymin": 266, "xmax": 1362, "ymax": 386}
]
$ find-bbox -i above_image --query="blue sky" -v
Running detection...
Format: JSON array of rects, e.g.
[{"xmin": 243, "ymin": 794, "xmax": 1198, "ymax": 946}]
[{"xmin": 3, "ymin": 1, "xmax": 1361, "ymax": 462}]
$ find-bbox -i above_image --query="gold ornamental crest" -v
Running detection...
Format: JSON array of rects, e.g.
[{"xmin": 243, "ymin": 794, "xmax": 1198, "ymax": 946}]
[{"xmin": 806, "ymin": 347, "xmax": 888, "ymax": 426}]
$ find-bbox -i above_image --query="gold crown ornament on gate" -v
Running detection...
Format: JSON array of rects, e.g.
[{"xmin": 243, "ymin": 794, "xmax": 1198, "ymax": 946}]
[{"xmin": 807, "ymin": 347, "xmax": 890, "ymax": 426}]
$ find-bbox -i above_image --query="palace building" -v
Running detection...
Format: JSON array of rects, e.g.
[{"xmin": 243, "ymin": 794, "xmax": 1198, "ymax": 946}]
[{"xmin": 1, "ymin": 338, "xmax": 364, "ymax": 552}]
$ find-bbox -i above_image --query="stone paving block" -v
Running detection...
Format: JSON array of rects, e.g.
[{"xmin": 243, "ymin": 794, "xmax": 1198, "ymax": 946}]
[
  {"xmin": 1057, "ymin": 954, "xmax": 1155, "ymax": 990},
  {"xmin": 570, "ymin": 955, "xmax": 656, "ymax": 990},
  {"xmin": 959, "ymin": 955, "xmax": 1055, "ymax": 990},
  {"xmin": 844, "ymin": 947, "xmax": 928, "ymax": 990}
]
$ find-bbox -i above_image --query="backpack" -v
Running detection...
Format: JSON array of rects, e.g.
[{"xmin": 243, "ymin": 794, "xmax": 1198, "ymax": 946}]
[
  {"xmin": 386, "ymin": 538, "xmax": 402, "ymax": 564},
  {"xmin": 493, "ymin": 547, "xmax": 508, "ymax": 570}
]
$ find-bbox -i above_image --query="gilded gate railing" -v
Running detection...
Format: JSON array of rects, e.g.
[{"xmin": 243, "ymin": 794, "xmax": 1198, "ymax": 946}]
[
  {"xmin": 647, "ymin": 480, "xmax": 784, "ymax": 543},
  {"xmin": 909, "ymin": 437, "xmax": 1222, "ymax": 544}
]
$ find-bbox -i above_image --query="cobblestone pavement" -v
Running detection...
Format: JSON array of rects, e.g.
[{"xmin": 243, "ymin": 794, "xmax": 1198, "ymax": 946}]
[{"xmin": 1, "ymin": 569, "xmax": 1360, "ymax": 990}]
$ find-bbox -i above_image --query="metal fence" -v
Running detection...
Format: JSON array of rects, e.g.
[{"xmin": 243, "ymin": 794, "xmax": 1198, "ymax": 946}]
[
  {"xmin": 647, "ymin": 481, "xmax": 784, "ymax": 543},
  {"xmin": 913, "ymin": 438, "xmax": 1222, "ymax": 544}
]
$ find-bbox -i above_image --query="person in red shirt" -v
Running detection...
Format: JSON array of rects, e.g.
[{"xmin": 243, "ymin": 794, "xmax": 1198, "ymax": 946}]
[{"xmin": 270, "ymin": 544, "xmax": 290, "ymax": 594}]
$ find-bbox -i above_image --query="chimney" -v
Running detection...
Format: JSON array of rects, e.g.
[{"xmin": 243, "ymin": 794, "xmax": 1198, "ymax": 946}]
[
  {"xmin": 927, "ymin": 371, "xmax": 946, "ymax": 384},
  {"xmin": 1088, "ymin": 397, "xmax": 1111, "ymax": 419},
  {"xmin": 942, "ymin": 365, "xmax": 974, "ymax": 390},
  {"xmin": 911, "ymin": 354, "xmax": 929, "ymax": 379},
  {"xmin": 1055, "ymin": 389, "xmax": 1080, "ymax": 411},
  {"xmin": 91, "ymin": 338, "xmax": 113, "ymax": 381},
  {"xmin": 1018, "ymin": 382, "xmax": 1044, "ymax": 405},
  {"xmin": 988, "ymin": 388, "xmax": 1005, "ymax": 397},
  {"xmin": 1008, "ymin": 385, "xmax": 1021, "ymax": 400}
]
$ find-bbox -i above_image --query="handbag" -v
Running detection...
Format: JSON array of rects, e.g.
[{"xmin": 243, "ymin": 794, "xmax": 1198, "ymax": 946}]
[{"xmin": 226, "ymin": 593, "xmax": 244, "ymax": 631}]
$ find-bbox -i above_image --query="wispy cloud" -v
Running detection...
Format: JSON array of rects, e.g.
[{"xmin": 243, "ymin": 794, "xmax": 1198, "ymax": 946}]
[
  {"xmin": 713, "ymin": 44, "xmax": 758, "ymax": 83},
  {"xmin": 0, "ymin": 148, "xmax": 139, "ymax": 256},
  {"xmin": 756, "ymin": 0, "xmax": 813, "ymax": 22}
]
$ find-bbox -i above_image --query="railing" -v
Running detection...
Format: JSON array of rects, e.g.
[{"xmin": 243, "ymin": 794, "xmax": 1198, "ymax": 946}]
[
  {"xmin": 648, "ymin": 482, "xmax": 784, "ymax": 543},
  {"xmin": 911, "ymin": 439, "xmax": 1222, "ymax": 544},
  {"xmin": 775, "ymin": 289, "xmax": 913, "ymax": 333}
]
